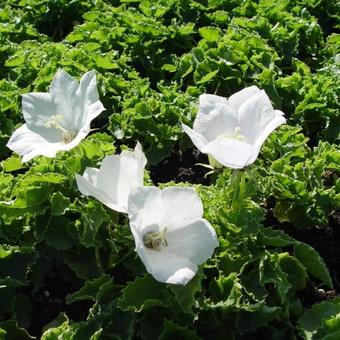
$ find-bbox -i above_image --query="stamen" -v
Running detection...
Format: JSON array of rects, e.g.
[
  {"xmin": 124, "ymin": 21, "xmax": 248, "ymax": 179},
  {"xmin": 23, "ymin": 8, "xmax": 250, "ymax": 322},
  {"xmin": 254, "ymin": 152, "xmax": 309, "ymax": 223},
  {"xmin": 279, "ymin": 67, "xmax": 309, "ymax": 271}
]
[
  {"xmin": 45, "ymin": 115, "xmax": 76, "ymax": 144},
  {"xmin": 221, "ymin": 126, "xmax": 247, "ymax": 142},
  {"xmin": 143, "ymin": 228, "xmax": 168, "ymax": 251}
]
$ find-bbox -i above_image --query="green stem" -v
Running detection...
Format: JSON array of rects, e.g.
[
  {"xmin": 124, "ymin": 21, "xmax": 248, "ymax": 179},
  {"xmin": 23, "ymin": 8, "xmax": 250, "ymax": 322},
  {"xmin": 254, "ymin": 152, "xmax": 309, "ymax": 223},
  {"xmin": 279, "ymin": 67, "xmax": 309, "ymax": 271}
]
[
  {"xmin": 230, "ymin": 170, "xmax": 246, "ymax": 209},
  {"xmin": 231, "ymin": 170, "xmax": 241, "ymax": 208},
  {"xmin": 238, "ymin": 170, "xmax": 246, "ymax": 204}
]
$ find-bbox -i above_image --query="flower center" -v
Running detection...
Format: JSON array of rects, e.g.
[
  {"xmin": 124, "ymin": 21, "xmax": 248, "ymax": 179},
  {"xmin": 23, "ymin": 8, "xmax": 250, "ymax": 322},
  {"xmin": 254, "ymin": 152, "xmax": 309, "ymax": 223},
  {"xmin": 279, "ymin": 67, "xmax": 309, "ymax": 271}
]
[
  {"xmin": 45, "ymin": 115, "xmax": 76, "ymax": 144},
  {"xmin": 221, "ymin": 127, "xmax": 246, "ymax": 142},
  {"xmin": 143, "ymin": 228, "xmax": 167, "ymax": 251}
]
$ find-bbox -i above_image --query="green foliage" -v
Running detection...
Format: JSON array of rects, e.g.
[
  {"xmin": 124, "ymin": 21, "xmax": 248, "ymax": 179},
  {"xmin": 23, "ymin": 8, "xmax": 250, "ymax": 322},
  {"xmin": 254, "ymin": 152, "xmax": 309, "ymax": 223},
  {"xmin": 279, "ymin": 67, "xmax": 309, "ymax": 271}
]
[
  {"xmin": 298, "ymin": 298, "xmax": 340, "ymax": 339},
  {"xmin": 0, "ymin": 0, "xmax": 338, "ymax": 338}
]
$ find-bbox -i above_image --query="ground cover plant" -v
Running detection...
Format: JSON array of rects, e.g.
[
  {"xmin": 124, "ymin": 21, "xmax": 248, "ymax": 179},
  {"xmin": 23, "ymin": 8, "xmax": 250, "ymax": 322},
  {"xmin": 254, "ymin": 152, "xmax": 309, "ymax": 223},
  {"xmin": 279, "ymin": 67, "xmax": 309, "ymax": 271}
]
[{"xmin": 0, "ymin": 0, "xmax": 339, "ymax": 339}]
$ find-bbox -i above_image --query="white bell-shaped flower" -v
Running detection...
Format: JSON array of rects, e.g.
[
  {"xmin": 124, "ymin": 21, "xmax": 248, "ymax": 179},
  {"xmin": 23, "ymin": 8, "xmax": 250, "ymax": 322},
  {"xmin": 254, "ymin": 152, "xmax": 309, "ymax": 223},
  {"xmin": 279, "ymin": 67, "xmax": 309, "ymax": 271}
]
[
  {"xmin": 182, "ymin": 86, "xmax": 286, "ymax": 169},
  {"xmin": 76, "ymin": 142, "xmax": 147, "ymax": 213},
  {"xmin": 127, "ymin": 186, "xmax": 218, "ymax": 285},
  {"xmin": 7, "ymin": 69, "xmax": 105, "ymax": 162}
]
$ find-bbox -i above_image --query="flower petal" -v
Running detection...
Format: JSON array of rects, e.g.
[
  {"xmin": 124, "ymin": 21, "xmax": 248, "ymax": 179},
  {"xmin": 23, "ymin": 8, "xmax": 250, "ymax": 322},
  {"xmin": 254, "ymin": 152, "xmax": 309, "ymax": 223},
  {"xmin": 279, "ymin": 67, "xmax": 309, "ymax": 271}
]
[
  {"xmin": 228, "ymin": 85, "xmax": 261, "ymax": 111},
  {"xmin": 181, "ymin": 123, "xmax": 208, "ymax": 151},
  {"xmin": 195, "ymin": 94, "xmax": 238, "ymax": 141},
  {"xmin": 128, "ymin": 186, "xmax": 162, "ymax": 230},
  {"xmin": 159, "ymin": 187, "xmax": 203, "ymax": 231},
  {"xmin": 136, "ymin": 247, "xmax": 197, "ymax": 285},
  {"xmin": 75, "ymin": 168, "xmax": 123, "ymax": 212},
  {"xmin": 85, "ymin": 101, "xmax": 105, "ymax": 126},
  {"xmin": 133, "ymin": 141, "xmax": 147, "ymax": 175},
  {"xmin": 76, "ymin": 142, "xmax": 147, "ymax": 213},
  {"xmin": 201, "ymin": 137, "xmax": 253, "ymax": 169},
  {"xmin": 238, "ymin": 90, "xmax": 275, "ymax": 144},
  {"xmin": 49, "ymin": 69, "xmax": 80, "ymax": 131},
  {"xmin": 247, "ymin": 110, "xmax": 286, "ymax": 164},
  {"xmin": 199, "ymin": 94, "xmax": 229, "ymax": 115},
  {"xmin": 167, "ymin": 218, "xmax": 218, "ymax": 265},
  {"xmin": 6, "ymin": 124, "xmax": 60, "ymax": 162},
  {"xmin": 22, "ymin": 92, "xmax": 56, "ymax": 127},
  {"xmin": 77, "ymin": 70, "xmax": 105, "ymax": 126}
]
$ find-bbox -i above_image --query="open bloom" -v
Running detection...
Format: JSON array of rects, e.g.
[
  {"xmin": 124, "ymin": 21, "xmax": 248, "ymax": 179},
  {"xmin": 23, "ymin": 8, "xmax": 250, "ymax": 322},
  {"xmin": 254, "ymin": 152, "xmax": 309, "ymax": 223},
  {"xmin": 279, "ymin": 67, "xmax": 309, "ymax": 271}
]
[
  {"xmin": 7, "ymin": 69, "xmax": 105, "ymax": 162},
  {"xmin": 76, "ymin": 142, "xmax": 147, "ymax": 213},
  {"xmin": 127, "ymin": 186, "xmax": 218, "ymax": 285},
  {"xmin": 182, "ymin": 86, "xmax": 286, "ymax": 169}
]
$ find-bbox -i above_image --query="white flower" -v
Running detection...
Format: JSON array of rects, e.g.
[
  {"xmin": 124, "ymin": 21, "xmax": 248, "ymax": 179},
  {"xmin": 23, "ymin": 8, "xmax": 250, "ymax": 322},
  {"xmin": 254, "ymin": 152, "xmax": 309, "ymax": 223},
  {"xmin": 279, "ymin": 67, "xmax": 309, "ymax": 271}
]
[
  {"xmin": 76, "ymin": 142, "xmax": 147, "ymax": 213},
  {"xmin": 127, "ymin": 186, "xmax": 218, "ymax": 285},
  {"xmin": 7, "ymin": 69, "xmax": 105, "ymax": 162},
  {"xmin": 182, "ymin": 86, "xmax": 286, "ymax": 169}
]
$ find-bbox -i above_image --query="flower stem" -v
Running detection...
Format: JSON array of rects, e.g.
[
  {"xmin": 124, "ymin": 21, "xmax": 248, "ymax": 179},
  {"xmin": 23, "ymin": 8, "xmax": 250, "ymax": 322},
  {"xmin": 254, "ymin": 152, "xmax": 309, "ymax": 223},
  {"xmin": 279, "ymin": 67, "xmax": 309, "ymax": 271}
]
[{"xmin": 230, "ymin": 169, "xmax": 246, "ymax": 209}]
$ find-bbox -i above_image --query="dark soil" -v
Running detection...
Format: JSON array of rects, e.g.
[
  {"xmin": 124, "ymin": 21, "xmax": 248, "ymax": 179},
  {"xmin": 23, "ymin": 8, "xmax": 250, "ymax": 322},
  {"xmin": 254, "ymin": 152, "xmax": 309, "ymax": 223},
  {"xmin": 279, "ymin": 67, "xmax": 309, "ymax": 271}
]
[
  {"xmin": 28, "ymin": 267, "xmax": 93, "ymax": 338},
  {"xmin": 150, "ymin": 147, "xmax": 211, "ymax": 185}
]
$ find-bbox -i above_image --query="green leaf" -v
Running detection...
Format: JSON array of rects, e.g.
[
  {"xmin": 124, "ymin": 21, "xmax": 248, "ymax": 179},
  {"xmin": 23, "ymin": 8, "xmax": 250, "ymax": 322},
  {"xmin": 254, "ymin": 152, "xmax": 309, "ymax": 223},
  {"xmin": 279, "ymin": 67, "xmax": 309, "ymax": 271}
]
[
  {"xmin": 5, "ymin": 54, "xmax": 25, "ymax": 67},
  {"xmin": 160, "ymin": 320, "xmax": 200, "ymax": 340},
  {"xmin": 170, "ymin": 269, "xmax": 203, "ymax": 315},
  {"xmin": 1, "ymin": 155, "xmax": 25, "ymax": 172},
  {"xmin": 278, "ymin": 253, "xmax": 307, "ymax": 292},
  {"xmin": 0, "ymin": 320, "xmax": 34, "ymax": 340},
  {"xmin": 294, "ymin": 243, "xmax": 333, "ymax": 288},
  {"xmin": 41, "ymin": 316, "xmax": 100, "ymax": 340},
  {"xmin": 196, "ymin": 69, "xmax": 218, "ymax": 84},
  {"xmin": 66, "ymin": 275, "xmax": 112, "ymax": 304},
  {"xmin": 93, "ymin": 54, "xmax": 118, "ymax": 70},
  {"xmin": 0, "ymin": 246, "xmax": 36, "ymax": 287},
  {"xmin": 258, "ymin": 228, "xmax": 297, "ymax": 247},
  {"xmin": 71, "ymin": 199, "xmax": 109, "ymax": 248},
  {"xmin": 50, "ymin": 192, "xmax": 70, "ymax": 216},
  {"xmin": 117, "ymin": 274, "xmax": 172, "ymax": 312},
  {"xmin": 298, "ymin": 297, "xmax": 340, "ymax": 339},
  {"xmin": 44, "ymin": 217, "xmax": 75, "ymax": 250},
  {"xmin": 199, "ymin": 27, "xmax": 221, "ymax": 42},
  {"xmin": 0, "ymin": 328, "xmax": 6, "ymax": 338},
  {"xmin": 236, "ymin": 303, "xmax": 282, "ymax": 334}
]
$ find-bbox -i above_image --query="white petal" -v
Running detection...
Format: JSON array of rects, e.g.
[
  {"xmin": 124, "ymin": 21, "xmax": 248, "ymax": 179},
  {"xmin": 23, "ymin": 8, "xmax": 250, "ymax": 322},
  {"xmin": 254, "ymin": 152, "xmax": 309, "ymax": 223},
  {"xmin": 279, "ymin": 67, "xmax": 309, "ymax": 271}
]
[
  {"xmin": 22, "ymin": 93, "xmax": 63, "ymax": 142},
  {"xmin": 202, "ymin": 137, "xmax": 253, "ymax": 169},
  {"xmin": 22, "ymin": 92, "xmax": 56, "ymax": 126},
  {"xmin": 167, "ymin": 218, "xmax": 218, "ymax": 265},
  {"xmin": 76, "ymin": 143, "xmax": 147, "ymax": 213},
  {"xmin": 228, "ymin": 85, "xmax": 261, "ymax": 111},
  {"xmin": 182, "ymin": 123, "xmax": 208, "ymax": 151},
  {"xmin": 199, "ymin": 94, "xmax": 229, "ymax": 115},
  {"xmin": 195, "ymin": 94, "xmax": 238, "ymax": 141},
  {"xmin": 128, "ymin": 186, "xmax": 162, "ymax": 231},
  {"xmin": 77, "ymin": 70, "xmax": 99, "ymax": 105},
  {"xmin": 77, "ymin": 70, "xmax": 105, "ymax": 126},
  {"xmin": 75, "ymin": 170, "xmax": 124, "ymax": 212},
  {"xmin": 85, "ymin": 101, "xmax": 105, "ymax": 126},
  {"xmin": 159, "ymin": 187, "xmax": 203, "ymax": 231},
  {"xmin": 49, "ymin": 69, "xmax": 80, "ymax": 131},
  {"xmin": 247, "ymin": 110, "xmax": 286, "ymax": 164},
  {"xmin": 6, "ymin": 124, "xmax": 60, "ymax": 162},
  {"xmin": 98, "ymin": 153, "xmax": 143, "ymax": 212},
  {"xmin": 238, "ymin": 90, "xmax": 275, "ymax": 144},
  {"xmin": 134, "ymin": 141, "xmax": 147, "ymax": 171},
  {"xmin": 136, "ymin": 247, "xmax": 197, "ymax": 285}
]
